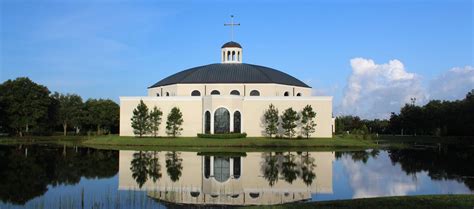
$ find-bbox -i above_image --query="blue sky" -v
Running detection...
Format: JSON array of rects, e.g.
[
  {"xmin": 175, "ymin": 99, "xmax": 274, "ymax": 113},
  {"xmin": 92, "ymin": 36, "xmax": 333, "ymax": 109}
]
[{"xmin": 1, "ymin": 0, "xmax": 472, "ymax": 118}]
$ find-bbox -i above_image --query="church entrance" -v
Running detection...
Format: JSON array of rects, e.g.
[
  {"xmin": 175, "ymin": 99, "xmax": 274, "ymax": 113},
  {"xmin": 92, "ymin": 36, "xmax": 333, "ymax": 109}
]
[{"xmin": 214, "ymin": 107, "xmax": 230, "ymax": 133}]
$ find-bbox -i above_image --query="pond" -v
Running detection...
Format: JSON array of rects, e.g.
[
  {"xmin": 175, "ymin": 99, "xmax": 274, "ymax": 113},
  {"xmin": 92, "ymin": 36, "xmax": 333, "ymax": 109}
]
[{"xmin": 0, "ymin": 145, "xmax": 472, "ymax": 208}]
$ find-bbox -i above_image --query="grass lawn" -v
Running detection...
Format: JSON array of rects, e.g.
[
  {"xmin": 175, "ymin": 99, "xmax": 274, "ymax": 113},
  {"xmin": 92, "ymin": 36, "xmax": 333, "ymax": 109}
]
[
  {"xmin": 80, "ymin": 134, "xmax": 377, "ymax": 149},
  {"xmin": 243, "ymin": 195, "xmax": 474, "ymax": 209}
]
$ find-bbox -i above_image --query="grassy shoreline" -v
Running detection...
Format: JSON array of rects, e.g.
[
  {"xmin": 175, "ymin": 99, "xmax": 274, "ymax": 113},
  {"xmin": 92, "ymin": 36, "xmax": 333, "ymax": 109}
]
[
  {"xmin": 1, "ymin": 135, "xmax": 473, "ymax": 151},
  {"xmin": 244, "ymin": 194, "xmax": 474, "ymax": 209}
]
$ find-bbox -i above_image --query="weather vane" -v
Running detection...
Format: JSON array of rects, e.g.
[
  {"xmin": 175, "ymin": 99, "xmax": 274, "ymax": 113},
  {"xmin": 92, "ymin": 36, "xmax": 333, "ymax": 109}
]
[{"xmin": 224, "ymin": 15, "xmax": 240, "ymax": 41}]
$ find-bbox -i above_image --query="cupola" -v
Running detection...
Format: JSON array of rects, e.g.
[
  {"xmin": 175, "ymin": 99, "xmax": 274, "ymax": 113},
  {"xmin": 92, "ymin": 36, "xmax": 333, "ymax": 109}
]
[{"xmin": 221, "ymin": 41, "xmax": 242, "ymax": 63}]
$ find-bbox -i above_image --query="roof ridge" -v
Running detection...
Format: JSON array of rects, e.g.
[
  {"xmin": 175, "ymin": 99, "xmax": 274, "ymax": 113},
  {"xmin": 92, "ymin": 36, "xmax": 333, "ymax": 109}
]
[{"xmin": 247, "ymin": 64, "xmax": 274, "ymax": 83}]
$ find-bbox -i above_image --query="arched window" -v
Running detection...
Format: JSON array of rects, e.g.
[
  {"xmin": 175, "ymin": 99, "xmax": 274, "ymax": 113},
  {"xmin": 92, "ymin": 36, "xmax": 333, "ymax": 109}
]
[
  {"xmin": 205, "ymin": 111, "xmax": 211, "ymax": 134},
  {"xmin": 250, "ymin": 90, "xmax": 260, "ymax": 96},
  {"xmin": 233, "ymin": 157, "xmax": 241, "ymax": 178},
  {"xmin": 204, "ymin": 156, "xmax": 210, "ymax": 178},
  {"xmin": 214, "ymin": 157, "xmax": 230, "ymax": 182},
  {"xmin": 214, "ymin": 107, "xmax": 230, "ymax": 134},
  {"xmin": 166, "ymin": 92, "xmax": 170, "ymax": 96},
  {"xmin": 210, "ymin": 90, "xmax": 220, "ymax": 95},
  {"xmin": 156, "ymin": 93, "xmax": 160, "ymax": 97},
  {"xmin": 230, "ymin": 90, "xmax": 240, "ymax": 96},
  {"xmin": 284, "ymin": 91, "xmax": 289, "ymax": 96},
  {"xmin": 227, "ymin": 51, "xmax": 231, "ymax": 61},
  {"xmin": 296, "ymin": 93, "xmax": 302, "ymax": 96},
  {"xmin": 191, "ymin": 90, "xmax": 201, "ymax": 96},
  {"xmin": 232, "ymin": 51, "xmax": 236, "ymax": 61},
  {"xmin": 238, "ymin": 51, "xmax": 240, "ymax": 61},
  {"xmin": 233, "ymin": 111, "xmax": 241, "ymax": 133}
]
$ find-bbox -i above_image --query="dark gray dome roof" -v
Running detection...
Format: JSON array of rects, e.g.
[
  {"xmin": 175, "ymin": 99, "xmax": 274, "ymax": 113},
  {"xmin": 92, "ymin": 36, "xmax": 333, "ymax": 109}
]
[
  {"xmin": 221, "ymin": 41, "xmax": 242, "ymax": 48},
  {"xmin": 149, "ymin": 63, "xmax": 310, "ymax": 88}
]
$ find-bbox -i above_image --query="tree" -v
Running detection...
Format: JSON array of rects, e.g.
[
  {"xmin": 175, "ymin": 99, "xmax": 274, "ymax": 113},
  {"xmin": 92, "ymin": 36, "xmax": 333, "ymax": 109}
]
[
  {"xmin": 300, "ymin": 105, "xmax": 317, "ymax": 138},
  {"xmin": 0, "ymin": 77, "xmax": 51, "ymax": 136},
  {"xmin": 165, "ymin": 151, "xmax": 183, "ymax": 182},
  {"xmin": 166, "ymin": 107, "xmax": 183, "ymax": 137},
  {"xmin": 149, "ymin": 106, "xmax": 163, "ymax": 137},
  {"xmin": 85, "ymin": 99, "xmax": 119, "ymax": 135},
  {"xmin": 280, "ymin": 108, "xmax": 300, "ymax": 138},
  {"xmin": 131, "ymin": 100, "xmax": 150, "ymax": 137},
  {"xmin": 52, "ymin": 93, "xmax": 83, "ymax": 136},
  {"xmin": 264, "ymin": 104, "xmax": 279, "ymax": 138}
]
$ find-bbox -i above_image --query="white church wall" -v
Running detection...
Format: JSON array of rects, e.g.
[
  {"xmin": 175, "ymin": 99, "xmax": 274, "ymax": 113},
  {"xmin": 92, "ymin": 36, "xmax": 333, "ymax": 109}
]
[
  {"xmin": 242, "ymin": 96, "xmax": 333, "ymax": 138},
  {"xmin": 149, "ymin": 83, "xmax": 312, "ymax": 97},
  {"xmin": 120, "ymin": 97, "xmax": 202, "ymax": 137}
]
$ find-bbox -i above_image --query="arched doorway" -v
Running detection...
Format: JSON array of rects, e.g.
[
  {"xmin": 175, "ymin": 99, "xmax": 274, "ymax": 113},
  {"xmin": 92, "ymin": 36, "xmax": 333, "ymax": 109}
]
[
  {"xmin": 233, "ymin": 111, "xmax": 241, "ymax": 133},
  {"xmin": 204, "ymin": 111, "xmax": 211, "ymax": 134},
  {"xmin": 214, "ymin": 108, "xmax": 230, "ymax": 134}
]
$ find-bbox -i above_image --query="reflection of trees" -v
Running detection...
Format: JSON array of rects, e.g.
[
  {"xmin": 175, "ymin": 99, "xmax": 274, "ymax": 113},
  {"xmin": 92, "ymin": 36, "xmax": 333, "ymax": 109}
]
[
  {"xmin": 282, "ymin": 152, "xmax": 299, "ymax": 183},
  {"xmin": 335, "ymin": 149, "xmax": 380, "ymax": 164},
  {"xmin": 389, "ymin": 146, "xmax": 474, "ymax": 190},
  {"xmin": 261, "ymin": 152, "xmax": 316, "ymax": 186},
  {"xmin": 166, "ymin": 151, "xmax": 183, "ymax": 182},
  {"xmin": 299, "ymin": 152, "xmax": 316, "ymax": 186},
  {"xmin": 148, "ymin": 151, "xmax": 162, "ymax": 182},
  {"xmin": 0, "ymin": 146, "xmax": 118, "ymax": 205},
  {"xmin": 262, "ymin": 152, "xmax": 279, "ymax": 186},
  {"xmin": 130, "ymin": 151, "xmax": 162, "ymax": 188}
]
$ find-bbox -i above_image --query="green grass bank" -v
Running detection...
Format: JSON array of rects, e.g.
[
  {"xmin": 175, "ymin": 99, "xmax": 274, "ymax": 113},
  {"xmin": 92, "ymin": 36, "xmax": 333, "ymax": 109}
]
[
  {"xmin": 81, "ymin": 135, "xmax": 377, "ymax": 149},
  {"xmin": 243, "ymin": 195, "xmax": 474, "ymax": 209}
]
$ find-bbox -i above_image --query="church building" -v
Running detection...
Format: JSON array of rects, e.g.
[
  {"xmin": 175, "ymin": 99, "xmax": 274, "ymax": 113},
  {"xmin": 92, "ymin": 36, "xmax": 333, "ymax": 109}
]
[
  {"xmin": 120, "ymin": 19, "xmax": 334, "ymax": 137},
  {"xmin": 119, "ymin": 39, "xmax": 334, "ymax": 137}
]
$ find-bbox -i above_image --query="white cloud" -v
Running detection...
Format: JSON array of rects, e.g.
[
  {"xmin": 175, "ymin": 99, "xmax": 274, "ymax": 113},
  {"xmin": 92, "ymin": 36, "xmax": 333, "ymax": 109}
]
[
  {"xmin": 340, "ymin": 58, "xmax": 425, "ymax": 119},
  {"xmin": 428, "ymin": 66, "xmax": 474, "ymax": 101}
]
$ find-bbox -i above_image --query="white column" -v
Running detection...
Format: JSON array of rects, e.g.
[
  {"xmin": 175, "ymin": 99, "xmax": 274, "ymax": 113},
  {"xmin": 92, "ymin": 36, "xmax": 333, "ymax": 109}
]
[
  {"xmin": 230, "ymin": 111, "xmax": 234, "ymax": 133},
  {"xmin": 210, "ymin": 111, "xmax": 214, "ymax": 134},
  {"xmin": 229, "ymin": 158, "xmax": 234, "ymax": 178}
]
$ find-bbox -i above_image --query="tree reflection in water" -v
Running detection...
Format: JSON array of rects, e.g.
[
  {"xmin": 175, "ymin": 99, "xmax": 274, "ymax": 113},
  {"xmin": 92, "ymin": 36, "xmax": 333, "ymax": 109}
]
[
  {"xmin": 165, "ymin": 151, "xmax": 183, "ymax": 182},
  {"xmin": 335, "ymin": 149, "xmax": 380, "ymax": 164},
  {"xmin": 388, "ymin": 146, "xmax": 474, "ymax": 190},
  {"xmin": 0, "ymin": 145, "xmax": 118, "ymax": 205},
  {"xmin": 261, "ymin": 152, "xmax": 316, "ymax": 186},
  {"xmin": 130, "ymin": 151, "xmax": 162, "ymax": 188}
]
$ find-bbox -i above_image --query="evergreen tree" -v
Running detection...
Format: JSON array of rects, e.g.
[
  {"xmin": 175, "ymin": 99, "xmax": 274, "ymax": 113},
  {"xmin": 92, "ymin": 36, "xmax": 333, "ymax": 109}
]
[
  {"xmin": 131, "ymin": 100, "xmax": 150, "ymax": 137},
  {"xmin": 300, "ymin": 105, "xmax": 317, "ymax": 138},
  {"xmin": 281, "ymin": 107, "xmax": 300, "ymax": 139},
  {"xmin": 166, "ymin": 107, "xmax": 183, "ymax": 137},
  {"xmin": 264, "ymin": 104, "xmax": 279, "ymax": 138},
  {"xmin": 149, "ymin": 106, "xmax": 163, "ymax": 137}
]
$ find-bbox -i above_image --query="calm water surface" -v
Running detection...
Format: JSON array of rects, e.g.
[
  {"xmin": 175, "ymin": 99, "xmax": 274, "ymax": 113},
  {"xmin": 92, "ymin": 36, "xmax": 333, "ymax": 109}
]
[{"xmin": 0, "ymin": 145, "xmax": 472, "ymax": 208}]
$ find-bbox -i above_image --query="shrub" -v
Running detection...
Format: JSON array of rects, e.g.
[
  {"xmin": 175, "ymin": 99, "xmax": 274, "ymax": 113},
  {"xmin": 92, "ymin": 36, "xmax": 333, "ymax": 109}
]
[{"xmin": 197, "ymin": 133, "xmax": 247, "ymax": 139}]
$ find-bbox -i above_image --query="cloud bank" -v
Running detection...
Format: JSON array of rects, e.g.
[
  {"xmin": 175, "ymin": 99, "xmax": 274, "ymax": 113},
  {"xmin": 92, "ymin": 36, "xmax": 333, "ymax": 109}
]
[{"xmin": 339, "ymin": 58, "xmax": 474, "ymax": 119}]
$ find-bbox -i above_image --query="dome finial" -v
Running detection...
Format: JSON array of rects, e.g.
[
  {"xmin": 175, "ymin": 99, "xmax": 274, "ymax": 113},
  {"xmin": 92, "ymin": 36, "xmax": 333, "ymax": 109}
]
[{"xmin": 224, "ymin": 15, "xmax": 240, "ymax": 41}]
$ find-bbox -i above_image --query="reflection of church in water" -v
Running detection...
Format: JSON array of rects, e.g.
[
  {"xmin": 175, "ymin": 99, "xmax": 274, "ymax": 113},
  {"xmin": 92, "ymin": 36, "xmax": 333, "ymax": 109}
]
[{"xmin": 119, "ymin": 151, "xmax": 334, "ymax": 206}]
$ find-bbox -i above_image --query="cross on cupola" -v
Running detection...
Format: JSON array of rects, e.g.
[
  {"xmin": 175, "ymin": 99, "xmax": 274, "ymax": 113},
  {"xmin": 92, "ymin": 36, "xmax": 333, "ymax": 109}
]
[
  {"xmin": 224, "ymin": 15, "xmax": 240, "ymax": 41},
  {"xmin": 221, "ymin": 15, "xmax": 243, "ymax": 64}
]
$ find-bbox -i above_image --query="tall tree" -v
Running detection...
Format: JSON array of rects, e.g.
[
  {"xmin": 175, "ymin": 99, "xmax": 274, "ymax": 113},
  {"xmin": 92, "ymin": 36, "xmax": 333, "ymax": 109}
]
[
  {"xmin": 0, "ymin": 77, "xmax": 51, "ymax": 136},
  {"xmin": 149, "ymin": 106, "xmax": 163, "ymax": 137},
  {"xmin": 131, "ymin": 100, "xmax": 150, "ymax": 137},
  {"xmin": 281, "ymin": 108, "xmax": 300, "ymax": 139},
  {"xmin": 264, "ymin": 104, "xmax": 279, "ymax": 138},
  {"xmin": 165, "ymin": 151, "xmax": 183, "ymax": 182},
  {"xmin": 85, "ymin": 99, "xmax": 119, "ymax": 135},
  {"xmin": 300, "ymin": 105, "xmax": 317, "ymax": 138},
  {"xmin": 52, "ymin": 93, "xmax": 83, "ymax": 136},
  {"xmin": 166, "ymin": 107, "xmax": 183, "ymax": 137}
]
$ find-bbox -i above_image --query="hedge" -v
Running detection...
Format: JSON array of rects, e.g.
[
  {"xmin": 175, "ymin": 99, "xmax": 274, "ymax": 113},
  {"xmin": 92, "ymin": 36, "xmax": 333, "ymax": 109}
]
[{"xmin": 197, "ymin": 133, "xmax": 247, "ymax": 139}]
